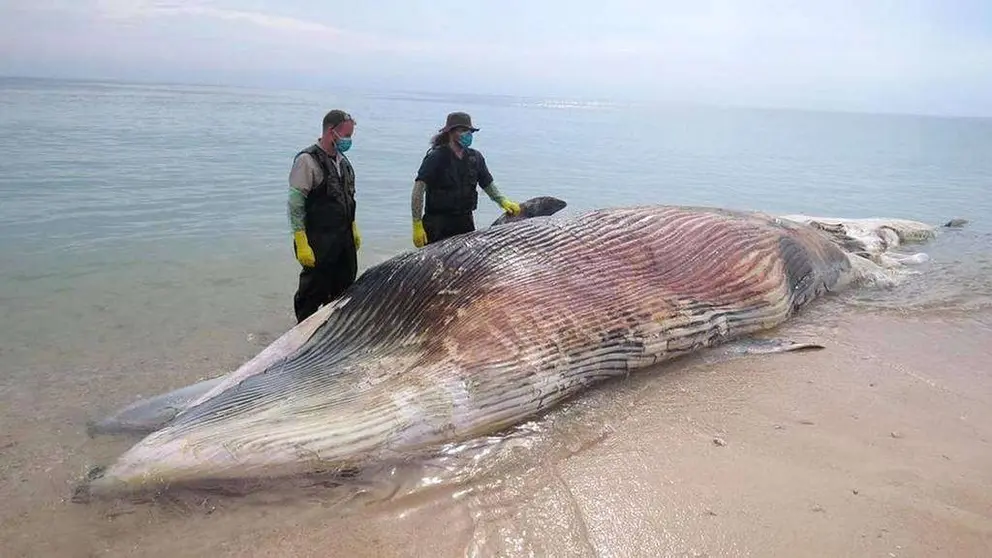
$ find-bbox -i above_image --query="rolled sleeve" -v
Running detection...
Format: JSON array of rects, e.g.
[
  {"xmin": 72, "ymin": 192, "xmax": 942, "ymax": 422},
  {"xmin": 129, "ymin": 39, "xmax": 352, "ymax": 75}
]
[
  {"xmin": 289, "ymin": 153, "xmax": 317, "ymax": 196},
  {"xmin": 288, "ymin": 153, "xmax": 318, "ymax": 232},
  {"xmin": 415, "ymin": 149, "xmax": 442, "ymax": 184}
]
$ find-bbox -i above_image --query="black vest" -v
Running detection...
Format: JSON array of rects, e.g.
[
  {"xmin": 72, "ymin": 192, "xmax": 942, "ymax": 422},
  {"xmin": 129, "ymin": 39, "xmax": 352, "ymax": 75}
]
[
  {"xmin": 422, "ymin": 146, "xmax": 481, "ymax": 215},
  {"xmin": 297, "ymin": 144, "xmax": 356, "ymax": 236}
]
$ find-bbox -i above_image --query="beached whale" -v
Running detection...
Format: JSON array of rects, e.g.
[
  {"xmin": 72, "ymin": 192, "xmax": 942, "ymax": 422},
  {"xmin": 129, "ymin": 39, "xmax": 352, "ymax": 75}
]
[{"xmin": 73, "ymin": 204, "xmax": 947, "ymax": 501}]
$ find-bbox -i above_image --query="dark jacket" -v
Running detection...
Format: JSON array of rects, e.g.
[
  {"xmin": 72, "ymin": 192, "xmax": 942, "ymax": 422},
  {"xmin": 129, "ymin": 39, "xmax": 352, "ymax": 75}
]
[{"xmin": 415, "ymin": 145, "xmax": 494, "ymax": 215}]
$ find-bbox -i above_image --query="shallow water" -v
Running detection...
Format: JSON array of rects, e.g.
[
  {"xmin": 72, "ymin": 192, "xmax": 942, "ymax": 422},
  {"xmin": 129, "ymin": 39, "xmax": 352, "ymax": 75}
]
[
  {"xmin": 2, "ymin": 77, "xmax": 991, "ymax": 364},
  {"xmin": 1, "ymin": 78, "xmax": 992, "ymax": 557}
]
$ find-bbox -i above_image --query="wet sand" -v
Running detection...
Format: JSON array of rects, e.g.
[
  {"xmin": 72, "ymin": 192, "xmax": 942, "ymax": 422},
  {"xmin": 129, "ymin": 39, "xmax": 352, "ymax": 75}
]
[{"xmin": 2, "ymin": 297, "xmax": 990, "ymax": 557}]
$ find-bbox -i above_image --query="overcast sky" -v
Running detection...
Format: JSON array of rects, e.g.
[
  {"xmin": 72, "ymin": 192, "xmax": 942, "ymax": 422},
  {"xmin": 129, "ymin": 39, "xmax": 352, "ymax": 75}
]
[{"xmin": 2, "ymin": 0, "xmax": 991, "ymax": 116}]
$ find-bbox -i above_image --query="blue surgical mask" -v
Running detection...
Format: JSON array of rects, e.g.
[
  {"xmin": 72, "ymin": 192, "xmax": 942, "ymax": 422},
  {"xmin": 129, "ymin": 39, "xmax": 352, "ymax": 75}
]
[
  {"xmin": 457, "ymin": 131, "xmax": 473, "ymax": 148},
  {"xmin": 335, "ymin": 137, "xmax": 352, "ymax": 153}
]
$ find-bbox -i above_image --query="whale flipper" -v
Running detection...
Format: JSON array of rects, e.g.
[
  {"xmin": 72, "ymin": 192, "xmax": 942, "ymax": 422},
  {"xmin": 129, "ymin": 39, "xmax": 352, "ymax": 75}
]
[
  {"xmin": 86, "ymin": 377, "xmax": 224, "ymax": 437},
  {"xmin": 695, "ymin": 338, "xmax": 826, "ymax": 366}
]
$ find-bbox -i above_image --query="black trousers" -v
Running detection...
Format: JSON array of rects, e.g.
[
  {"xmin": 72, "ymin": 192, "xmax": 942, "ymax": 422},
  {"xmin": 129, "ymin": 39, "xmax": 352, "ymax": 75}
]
[
  {"xmin": 423, "ymin": 212, "xmax": 475, "ymax": 245},
  {"xmin": 293, "ymin": 233, "xmax": 358, "ymax": 323}
]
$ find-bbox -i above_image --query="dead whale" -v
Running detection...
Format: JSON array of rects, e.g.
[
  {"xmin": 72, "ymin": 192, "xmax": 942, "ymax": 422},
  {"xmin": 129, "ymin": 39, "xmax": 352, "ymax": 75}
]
[{"xmin": 74, "ymin": 204, "xmax": 947, "ymax": 501}]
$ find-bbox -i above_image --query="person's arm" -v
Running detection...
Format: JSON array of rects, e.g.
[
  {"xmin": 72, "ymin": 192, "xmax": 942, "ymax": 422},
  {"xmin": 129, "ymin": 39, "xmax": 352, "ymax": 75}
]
[
  {"xmin": 288, "ymin": 155, "xmax": 316, "ymax": 266},
  {"xmin": 412, "ymin": 149, "xmax": 439, "ymax": 219},
  {"xmin": 345, "ymin": 159, "xmax": 360, "ymax": 251},
  {"xmin": 476, "ymin": 153, "xmax": 520, "ymax": 215},
  {"xmin": 411, "ymin": 180, "xmax": 426, "ymax": 221},
  {"xmin": 411, "ymin": 179, "xmax": 428, "ymax": 247},
  {"xmin": 410, "ymin": 150, "xmax": 439, "ymax": 247},
  {"xmin": 481, "ymin": 181, "xmax": 506, "ymax": 204},
  {"xmin": 287, "ymin": 154, "xmax": 313, "ymax": 232}
]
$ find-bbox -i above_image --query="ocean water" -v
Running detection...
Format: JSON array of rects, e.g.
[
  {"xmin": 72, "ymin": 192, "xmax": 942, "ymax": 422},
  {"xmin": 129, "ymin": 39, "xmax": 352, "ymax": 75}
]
[
  {"xmin": 1, "ymin": 77, "xmax": 992, "ymax": 556},
  {"xmin": 1, "ymin": 76, "xmax": 990, "ymax": 370}
]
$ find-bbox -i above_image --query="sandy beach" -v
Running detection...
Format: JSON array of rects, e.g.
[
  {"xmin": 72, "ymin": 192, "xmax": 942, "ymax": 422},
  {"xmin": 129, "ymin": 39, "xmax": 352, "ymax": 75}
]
[{"xmin": 2, "ymin": 293, "xmax": 990, "ymax": 558}]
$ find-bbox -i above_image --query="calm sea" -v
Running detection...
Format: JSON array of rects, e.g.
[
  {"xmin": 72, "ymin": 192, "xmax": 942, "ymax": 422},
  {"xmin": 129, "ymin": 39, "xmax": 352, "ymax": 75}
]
[{"xmin": 1, "ymin": 76, "xmax": 990, "ymax": 372}]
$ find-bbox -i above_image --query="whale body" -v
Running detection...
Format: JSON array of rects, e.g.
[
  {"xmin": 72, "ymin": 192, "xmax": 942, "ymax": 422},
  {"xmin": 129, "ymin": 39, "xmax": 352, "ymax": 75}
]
[{"xmin": 74, "ymin": 204, "xmax": 945, "ymax": 501}]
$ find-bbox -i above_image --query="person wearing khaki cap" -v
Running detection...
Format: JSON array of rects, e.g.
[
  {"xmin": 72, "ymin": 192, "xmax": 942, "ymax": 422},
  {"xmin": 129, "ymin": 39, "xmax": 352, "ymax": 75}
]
[
  {"xmin": 410, "ymin": 111, "xmax": 521, "ymax": 247},
  {"xmin": 287, "ymin": 109, "xmax": 361, "ymax": 323}
]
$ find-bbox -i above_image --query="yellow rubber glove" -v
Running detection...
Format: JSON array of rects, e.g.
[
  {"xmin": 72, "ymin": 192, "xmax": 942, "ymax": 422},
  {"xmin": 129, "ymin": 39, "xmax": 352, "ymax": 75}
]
[
  {"xmin": 499, "ymin": 198, "xmax": 521, "ymax": 216},
  {"xmin": 293, "ymin": 230, "xmax": 316, "ymax": 267},
  {"xmin": 352, "ymin": 221, "xmax": 361, "ymax": 251},
  {"xmin": 412, "ymin": 219, "xmax": 427, "ymax": 248}
]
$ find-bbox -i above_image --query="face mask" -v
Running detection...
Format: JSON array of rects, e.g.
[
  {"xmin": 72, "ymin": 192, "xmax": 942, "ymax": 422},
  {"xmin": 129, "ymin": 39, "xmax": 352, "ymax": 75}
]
[
  {"xmin": 457, "ymin": 131, "xmax": 473, "ymax": 148},
  {"xmin": 335, "ymin": 136, "xmax": 352, "ymax": 153}
]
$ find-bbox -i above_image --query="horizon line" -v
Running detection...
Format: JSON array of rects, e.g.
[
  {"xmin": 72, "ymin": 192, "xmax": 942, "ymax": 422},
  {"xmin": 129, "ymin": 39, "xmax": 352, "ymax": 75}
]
[{"xmin": 2, "ymin": 72, "xmax": 989, "ymax": 122}]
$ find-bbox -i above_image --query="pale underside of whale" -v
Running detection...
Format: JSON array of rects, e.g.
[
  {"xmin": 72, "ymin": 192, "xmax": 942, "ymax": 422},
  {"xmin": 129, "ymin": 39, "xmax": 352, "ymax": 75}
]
[{"xmin": 75, "ymin": 203, "xmax": 956, "ymax": 501}]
